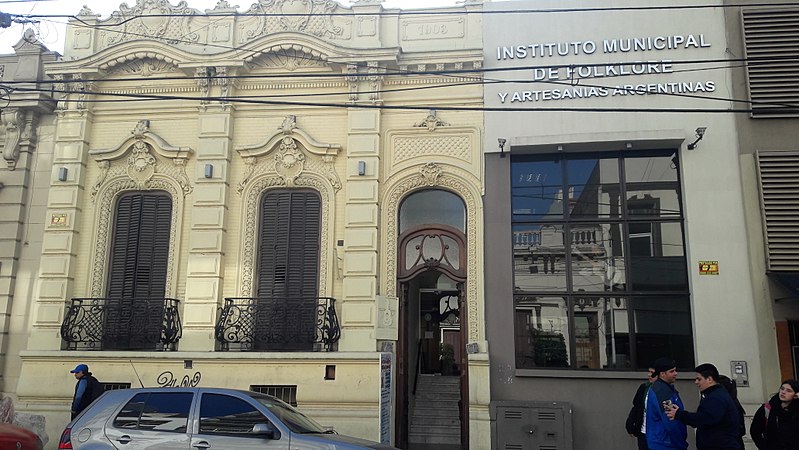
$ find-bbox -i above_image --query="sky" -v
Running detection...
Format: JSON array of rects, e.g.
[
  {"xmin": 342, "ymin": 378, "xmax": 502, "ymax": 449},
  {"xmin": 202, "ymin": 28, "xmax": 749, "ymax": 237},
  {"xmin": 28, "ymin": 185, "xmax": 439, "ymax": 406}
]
[{"xmin": 0, "ymin": 0, "xmax": 463, "ymax": 54}]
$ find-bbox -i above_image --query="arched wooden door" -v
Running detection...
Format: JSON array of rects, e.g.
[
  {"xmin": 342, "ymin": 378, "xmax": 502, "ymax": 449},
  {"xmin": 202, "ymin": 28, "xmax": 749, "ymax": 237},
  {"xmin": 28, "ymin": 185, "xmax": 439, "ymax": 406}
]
[{"xmin": 396, "ymin": 224, "xmax": 468, "ymax": 449}]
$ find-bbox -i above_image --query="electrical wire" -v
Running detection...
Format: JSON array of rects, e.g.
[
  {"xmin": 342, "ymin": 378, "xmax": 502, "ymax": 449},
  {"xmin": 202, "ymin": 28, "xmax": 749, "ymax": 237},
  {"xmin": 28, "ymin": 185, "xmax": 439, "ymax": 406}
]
[
  {"xmin": 1, "ymin": 6, "xmax": 795, "ymax": 112},
  {"xmin": 11, "ymin": 2, "xmax": 799, "ymax": 24},
  {"xmin": 6, "ymin": 84, "xmax": 788, "ymax": 113}
]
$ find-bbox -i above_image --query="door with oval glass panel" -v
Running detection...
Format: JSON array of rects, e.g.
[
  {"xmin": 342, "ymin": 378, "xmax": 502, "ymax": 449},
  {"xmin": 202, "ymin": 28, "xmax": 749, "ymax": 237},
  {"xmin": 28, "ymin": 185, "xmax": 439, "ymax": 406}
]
[{"xmin": 395, "ymin": 188, "xmax": 468, "ymax": 450}]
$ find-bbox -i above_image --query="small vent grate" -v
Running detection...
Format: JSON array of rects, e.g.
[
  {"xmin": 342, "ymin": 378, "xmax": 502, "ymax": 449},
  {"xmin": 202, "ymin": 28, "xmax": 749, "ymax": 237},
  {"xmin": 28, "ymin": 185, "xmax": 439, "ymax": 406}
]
[
  {"xmin": 504, "ymin": 445, "xmax": 523, "ymax": 450},
  {"xmin": 539, "ymin": 447, "xmax": 558, "ymax": 450},
  {"xmin": 504, "ymin": 409, "xmax": 523, "ymax": 419},
  {"xmin": 742, "ymin": 8, "xmax": 799, "ymax": 118},
  {"xmin": 101, "ymin": 382, "xmax": 131, "ymax": 391},
  {"xmin": 250, "ymin": 384, "xmax": 298, "ymax": 406},
  {"xmin": 539, "ymin": 411, "xmax": 557, "ymax": 420},
  {"xmin": 756, "ymin": 151, "xmax": 799, "ymax": 271}
]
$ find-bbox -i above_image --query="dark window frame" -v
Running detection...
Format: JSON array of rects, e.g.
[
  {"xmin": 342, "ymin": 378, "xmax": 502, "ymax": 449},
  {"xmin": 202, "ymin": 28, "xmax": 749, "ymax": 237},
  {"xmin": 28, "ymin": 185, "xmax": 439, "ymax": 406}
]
[
  {"xmin": 198, "ymin": 393, "xmax": 272, "ymax": 436},
  {"xmin": 510, "ymin": 150, "xmax": 694, "ymax": 371},
  {"xmin": 112, "ymin": 392, "xmax": 193, "ymax": 433}
]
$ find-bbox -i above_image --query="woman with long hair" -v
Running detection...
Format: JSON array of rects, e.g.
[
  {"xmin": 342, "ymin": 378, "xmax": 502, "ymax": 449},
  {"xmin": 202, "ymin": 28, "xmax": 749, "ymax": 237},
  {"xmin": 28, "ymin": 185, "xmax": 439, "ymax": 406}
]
[{"xmin": 750, "ymin": 379, "xmax": 799, "ymax": 450}]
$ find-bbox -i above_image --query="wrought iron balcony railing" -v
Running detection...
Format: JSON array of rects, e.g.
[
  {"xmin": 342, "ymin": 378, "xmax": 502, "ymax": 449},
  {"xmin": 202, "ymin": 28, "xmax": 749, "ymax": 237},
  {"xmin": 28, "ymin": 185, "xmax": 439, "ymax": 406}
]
[
  {"xmin": 215, "ymin": 297, "xmax": 341, "ymax": 352},
  {"xmin": 60, "ymin": 298, "xmax": 182, "ymax": 351}
]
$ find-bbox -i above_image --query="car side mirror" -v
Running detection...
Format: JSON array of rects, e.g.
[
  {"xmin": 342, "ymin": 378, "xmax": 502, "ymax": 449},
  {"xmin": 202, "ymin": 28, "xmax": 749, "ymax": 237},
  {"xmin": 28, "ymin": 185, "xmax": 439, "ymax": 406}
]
[{"xmin": 251, "ymin": 423, "xmax": 280, "ymax": 440}]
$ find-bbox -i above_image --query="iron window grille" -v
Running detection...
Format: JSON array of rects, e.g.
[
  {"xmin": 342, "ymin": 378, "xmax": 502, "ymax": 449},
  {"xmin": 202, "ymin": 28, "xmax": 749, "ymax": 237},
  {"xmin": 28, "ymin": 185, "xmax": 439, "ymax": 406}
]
[{"xmin": 250, "ymin": 385, "xmax": 298, "ymax": 406}]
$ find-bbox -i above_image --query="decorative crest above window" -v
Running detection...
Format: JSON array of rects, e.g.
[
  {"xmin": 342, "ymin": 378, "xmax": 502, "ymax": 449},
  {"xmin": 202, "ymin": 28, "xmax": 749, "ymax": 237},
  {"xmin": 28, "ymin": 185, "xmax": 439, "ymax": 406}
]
[
  {"xmin": 414, "ymin": 109, "xmax": 450, "ymax": 132},
  {"xmin": 236, "ymin": 115, "xmax": 342, "ymax": 192},
  {"xmin": 89, "ymin": 120, "xmax": 193, "ymax": 196}
]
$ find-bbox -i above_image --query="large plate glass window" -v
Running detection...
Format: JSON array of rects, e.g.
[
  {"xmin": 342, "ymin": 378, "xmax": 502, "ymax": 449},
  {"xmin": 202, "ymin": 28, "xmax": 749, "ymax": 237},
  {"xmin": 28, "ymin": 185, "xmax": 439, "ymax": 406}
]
[{"xmin": 511, "ymin": 151, "xmax": 692, "ymax": 370}]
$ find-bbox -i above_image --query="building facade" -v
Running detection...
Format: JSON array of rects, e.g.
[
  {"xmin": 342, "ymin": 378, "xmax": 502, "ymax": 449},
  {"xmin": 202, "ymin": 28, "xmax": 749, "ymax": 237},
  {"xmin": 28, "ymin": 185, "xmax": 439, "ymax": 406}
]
[
  {"xmin": 7, "ymin": 1, "xmax": 489, "ymax": 448},
  {"xmin": 482, "ymin": 0, "xmax": 782, "ymax": 448},
  {"xmin": 725, "ymin": 0, "xmax": 799, "ymax": 383},
  {"xmin": 0, "ymin": 30, "xmax": 58, "ymax": 442},
  {"xmin": 3, "ymin": 1, "xmax": 796, "ymax": 449}
]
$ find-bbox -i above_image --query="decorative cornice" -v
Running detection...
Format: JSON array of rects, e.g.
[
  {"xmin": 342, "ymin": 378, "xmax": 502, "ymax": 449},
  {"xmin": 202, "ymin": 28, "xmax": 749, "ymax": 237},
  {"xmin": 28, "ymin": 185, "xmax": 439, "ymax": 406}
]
[
  {"xmin": 90, "ymin": 120, "xmax": 192, "ymax": 162},
  {"xmin": 89, "ymin": 120, "xmax": 193, "ymax": 197},
  {"xmin": 236, "ymin": 116, "xmax": 342, "ymax": 193}
]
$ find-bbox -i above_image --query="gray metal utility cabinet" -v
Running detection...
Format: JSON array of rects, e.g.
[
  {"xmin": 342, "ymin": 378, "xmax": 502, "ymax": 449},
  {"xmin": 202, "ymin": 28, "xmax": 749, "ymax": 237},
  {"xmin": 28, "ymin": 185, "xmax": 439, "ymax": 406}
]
[{"xmin": 490, "ymin": 401, "xmax": 573, "ymax": 450}]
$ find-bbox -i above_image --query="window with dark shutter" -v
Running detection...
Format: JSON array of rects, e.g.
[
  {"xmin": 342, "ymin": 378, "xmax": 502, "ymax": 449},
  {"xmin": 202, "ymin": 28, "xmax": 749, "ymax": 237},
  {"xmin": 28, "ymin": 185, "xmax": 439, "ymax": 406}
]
[
  {"xmin": 105, "ymin": 191, "xmax": 173, "ymax": 350},
  {"xmin": 255, "ymin": 189, "xmax": 321, "ymax": 351},
  {"xmin": 257, "ymin": 190, "xmax": 321, "ymax": 297}
]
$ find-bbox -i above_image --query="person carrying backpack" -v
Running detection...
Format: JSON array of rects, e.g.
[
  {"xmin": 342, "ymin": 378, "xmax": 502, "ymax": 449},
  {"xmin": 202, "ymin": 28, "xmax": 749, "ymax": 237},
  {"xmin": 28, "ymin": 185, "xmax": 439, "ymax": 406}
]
[
  {"xmin": 749, "ymin": 379, "xmax": 799, "ymax": 450},
  {"xmin": 69, "ymin": 363, "xmax": 104, "ymax": 419},
  {"xmin": 627, "ymin": 366, "xmax": 658, "ymax": 450}
]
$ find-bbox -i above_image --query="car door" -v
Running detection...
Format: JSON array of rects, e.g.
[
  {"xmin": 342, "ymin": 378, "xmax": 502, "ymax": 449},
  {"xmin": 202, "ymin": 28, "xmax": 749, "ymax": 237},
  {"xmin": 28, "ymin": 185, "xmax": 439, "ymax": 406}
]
[
  {"xmin": 189, "ymin": 392, "xmax": 288, "ymax": 450},
  {"xmin": 104, "ymin": 391, "xmax": 193, "ymax": 450}
]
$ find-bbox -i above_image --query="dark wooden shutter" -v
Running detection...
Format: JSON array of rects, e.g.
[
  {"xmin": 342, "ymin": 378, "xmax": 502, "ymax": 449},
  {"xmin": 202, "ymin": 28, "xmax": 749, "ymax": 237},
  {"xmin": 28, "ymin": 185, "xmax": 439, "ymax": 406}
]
[
  {"xmin": 256, "ymin": 190, "xmax": 321, "ymax": 351},
  {"xmin": 107, "ymin": 192, "xmax": 172, "ymax": 298},
  {"xmin": 257, "ymin": 190, "xmax": 321, "ymax": 298},
  {"xmin": 105, "ymin": 192, "xmax": 172, "ymax": 350}
]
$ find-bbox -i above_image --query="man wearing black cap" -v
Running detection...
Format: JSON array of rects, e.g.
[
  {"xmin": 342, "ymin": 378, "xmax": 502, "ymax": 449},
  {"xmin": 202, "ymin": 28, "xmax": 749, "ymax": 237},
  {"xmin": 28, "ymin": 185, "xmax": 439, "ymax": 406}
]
[
  {"xmin": 665, "ymin": 363, "xmax": 741, "ymax": 450},
  {"xmin": 70, "ymin": 363, "xmax": 103, "ymax": 419},
  {"xmin": 645, "ymin": 357, "xmax": 688, "ymax": 450}
]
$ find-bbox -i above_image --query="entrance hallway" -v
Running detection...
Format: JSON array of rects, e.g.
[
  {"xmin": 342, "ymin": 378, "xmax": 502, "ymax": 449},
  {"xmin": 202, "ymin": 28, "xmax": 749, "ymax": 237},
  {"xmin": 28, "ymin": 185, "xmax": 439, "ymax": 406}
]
[{"xmin": 408, "ymin": 374, "xmax": 461, "ymax": 450}]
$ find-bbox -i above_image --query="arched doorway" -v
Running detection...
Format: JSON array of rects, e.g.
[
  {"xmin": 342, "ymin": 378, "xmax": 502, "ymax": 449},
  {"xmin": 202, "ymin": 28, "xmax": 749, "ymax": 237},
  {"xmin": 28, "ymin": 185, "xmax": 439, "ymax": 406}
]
[{"xmin": 396, "ymin": 189, "xmax": 468, "ymax": 449}]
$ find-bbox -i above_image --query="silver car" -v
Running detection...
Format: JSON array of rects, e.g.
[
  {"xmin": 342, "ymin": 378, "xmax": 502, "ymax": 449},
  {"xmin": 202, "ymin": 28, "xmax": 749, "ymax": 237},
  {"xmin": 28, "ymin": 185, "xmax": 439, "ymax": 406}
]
[{"xmin": 58, "ymin": 387, "xmax": 397, "ymax": 449}]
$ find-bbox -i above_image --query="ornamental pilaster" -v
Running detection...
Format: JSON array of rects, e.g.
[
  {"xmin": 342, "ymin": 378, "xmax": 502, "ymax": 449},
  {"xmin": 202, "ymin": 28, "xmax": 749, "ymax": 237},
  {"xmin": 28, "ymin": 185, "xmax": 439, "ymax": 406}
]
[
  {"xmin": 28, "ymin": 106, "xmax": 95, "ymax": 350},
  {"xmin": 340, "ymin": 108, "xmax": 382, "ymax": 351},
  {"xmin": 181, "ymin": 104, "xmax": 236, "ymax": 351}
]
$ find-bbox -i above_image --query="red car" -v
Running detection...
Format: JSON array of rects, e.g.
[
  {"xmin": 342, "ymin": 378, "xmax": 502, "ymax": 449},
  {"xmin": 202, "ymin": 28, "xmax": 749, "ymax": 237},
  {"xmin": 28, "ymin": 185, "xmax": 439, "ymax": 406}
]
[{"xmin": 0, "ymin": 423, "xmax": 43, "ymax": 450}]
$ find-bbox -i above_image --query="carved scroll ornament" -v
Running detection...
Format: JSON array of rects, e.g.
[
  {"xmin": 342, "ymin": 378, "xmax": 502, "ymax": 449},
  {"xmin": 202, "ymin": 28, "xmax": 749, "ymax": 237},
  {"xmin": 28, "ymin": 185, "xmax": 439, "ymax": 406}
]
[
  {"xmin": 235, "ymin": 115, "xmax": 342, "ymax": 193},
  {"xmin": 89, "ymin": 120, "xmax": 193, "ymax": 198}
]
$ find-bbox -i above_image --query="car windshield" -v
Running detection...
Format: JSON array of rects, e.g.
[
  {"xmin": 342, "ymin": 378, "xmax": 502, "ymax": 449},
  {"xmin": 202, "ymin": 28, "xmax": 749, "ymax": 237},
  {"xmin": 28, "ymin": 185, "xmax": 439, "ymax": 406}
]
[{"xmin": 253, "ymin": 395, "xmax": 327, "ymax": 434}]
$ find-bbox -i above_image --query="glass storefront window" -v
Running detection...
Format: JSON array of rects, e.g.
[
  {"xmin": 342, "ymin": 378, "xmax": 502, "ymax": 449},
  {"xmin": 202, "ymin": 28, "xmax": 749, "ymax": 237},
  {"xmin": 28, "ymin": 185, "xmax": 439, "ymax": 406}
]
[
  {"xmin": 514, "ymin": 296, "xmax": 570, "ymax": 369},
  {"xmin": 511, "ymin": 151, "xmax": 692, "ymax": 370},
  {"xmin": 625, "ymin": 155, "xmax": 681, "ymax": 218},
  {"xmin": 570, "ymin": 223, "xmax": 626, "ymax": 293},
  {"xmin": 573, "ymin": 296, "xmax": 631, "ymax": 369},
  {"xmin": 512, "ymin": 159, "xmax": 564, "ymax": 221},
  {"xmin": 628, "ymin": 222, "xmax": 688, "ymax": 291},
  {"xmin": 568, "ymin": 158, "xmax": 621, "ymax": 219},
  {"xmin": 513, "ymin": 224, "xmax": 567, "ymax": 292},
  {"xmin": 632, "ymin": 296, "xmax": 694, "ymax": 370}
]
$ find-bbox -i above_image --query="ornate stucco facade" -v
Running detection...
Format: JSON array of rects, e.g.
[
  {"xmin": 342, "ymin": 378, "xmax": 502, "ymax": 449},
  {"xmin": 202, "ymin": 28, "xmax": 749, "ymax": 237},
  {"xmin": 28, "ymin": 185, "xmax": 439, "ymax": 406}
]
[{"xmin": 5, "ymin": 1, "xmax": 487, "ymax": 448}]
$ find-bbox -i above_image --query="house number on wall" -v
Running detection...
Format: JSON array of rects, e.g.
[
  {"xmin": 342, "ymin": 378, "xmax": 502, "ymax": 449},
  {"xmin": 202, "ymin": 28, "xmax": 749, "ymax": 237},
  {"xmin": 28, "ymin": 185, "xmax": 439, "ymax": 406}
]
[{"xmin": 157, "ymin": 371, "xmax": 202, "ymax": 387}]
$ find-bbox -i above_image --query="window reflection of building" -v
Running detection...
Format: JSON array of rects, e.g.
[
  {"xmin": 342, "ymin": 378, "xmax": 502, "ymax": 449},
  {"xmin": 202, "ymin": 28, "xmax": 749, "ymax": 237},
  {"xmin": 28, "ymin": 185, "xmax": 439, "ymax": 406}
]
[{"xmin": 511, "ymin": 152, "xmax": 693, "ymax": 371}]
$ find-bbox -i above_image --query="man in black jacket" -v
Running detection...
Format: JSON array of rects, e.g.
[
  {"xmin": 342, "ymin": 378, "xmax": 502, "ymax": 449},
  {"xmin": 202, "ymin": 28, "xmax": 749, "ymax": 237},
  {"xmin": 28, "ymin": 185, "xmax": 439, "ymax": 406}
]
[
  {"xmin": 665, "ymin": 363, "xmax": 741, "ymax": 450},
  {"xmin": 70, "ymin": 363, "xmax": 103, "ymax": 419},
  {"xmin": 627, "ymin": 366, "xmax": 658, "ymax": 450}
]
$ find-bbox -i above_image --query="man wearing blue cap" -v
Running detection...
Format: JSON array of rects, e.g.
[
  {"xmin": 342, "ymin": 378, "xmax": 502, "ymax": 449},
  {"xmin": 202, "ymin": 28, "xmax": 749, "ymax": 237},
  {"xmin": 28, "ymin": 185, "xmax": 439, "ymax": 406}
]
[{"xmin": 70, "ymin": 363, "xmax": 102, "ymax": 419}]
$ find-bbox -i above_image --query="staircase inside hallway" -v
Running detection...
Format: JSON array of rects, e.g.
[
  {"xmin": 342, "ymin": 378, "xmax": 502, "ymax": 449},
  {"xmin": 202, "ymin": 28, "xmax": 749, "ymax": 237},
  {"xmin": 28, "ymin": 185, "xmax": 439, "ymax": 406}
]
[{"xmin": 408, "ymin": 374, "xmax": 462, "ymax": 450}]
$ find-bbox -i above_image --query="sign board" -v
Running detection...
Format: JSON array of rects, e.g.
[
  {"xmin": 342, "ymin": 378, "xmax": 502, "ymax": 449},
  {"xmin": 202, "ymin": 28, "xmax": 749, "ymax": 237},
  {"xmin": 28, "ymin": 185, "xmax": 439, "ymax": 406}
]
[
  {"xmin": 375, "ymin": 296, "xmax": 399, "ymax": 341},
  {"xmin": 379, "ymin": 352, "xmax": 393, "ymax": 445},
  {"xmin": 698, "ymin": 261, "xmax": 719, "ymax": 275}
]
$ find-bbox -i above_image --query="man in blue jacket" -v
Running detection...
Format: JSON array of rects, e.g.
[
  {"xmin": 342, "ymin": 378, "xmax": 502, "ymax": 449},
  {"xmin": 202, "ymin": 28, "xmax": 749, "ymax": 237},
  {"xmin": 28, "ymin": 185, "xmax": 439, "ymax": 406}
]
[
  {"xmin": 70, "ymin": 363, "xmax": 103, "ymax": 419},
  {"xmin": 645, "ymin": 357, "xmax": 688, "ymax": 450},
  {"xmin": 666, "ymin": 363, "xmax": 741, "ymax": 450}
]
